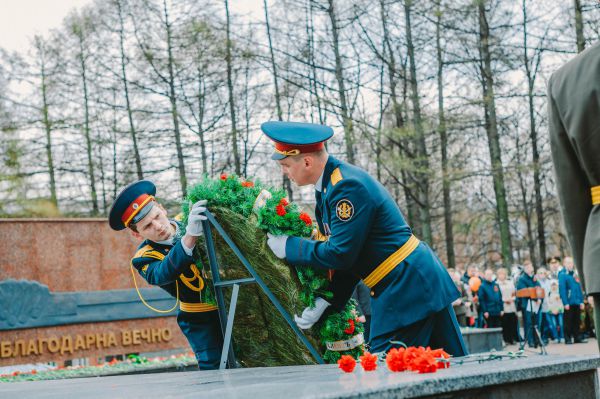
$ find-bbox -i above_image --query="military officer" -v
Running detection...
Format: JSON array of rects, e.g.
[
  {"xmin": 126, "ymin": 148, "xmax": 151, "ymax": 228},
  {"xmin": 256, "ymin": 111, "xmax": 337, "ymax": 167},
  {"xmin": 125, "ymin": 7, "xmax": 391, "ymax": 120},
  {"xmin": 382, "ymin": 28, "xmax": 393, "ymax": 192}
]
[
  {"xmin": 262, "ymin": 121, "xmax": 467, "ymax": 356},
  {"xmin": 108, "ymin": 180, "xmax": 223, "ymax": 369},
  {"xmin": 548, "ymin": 42, "xmax": 600, "ymax": 350}
]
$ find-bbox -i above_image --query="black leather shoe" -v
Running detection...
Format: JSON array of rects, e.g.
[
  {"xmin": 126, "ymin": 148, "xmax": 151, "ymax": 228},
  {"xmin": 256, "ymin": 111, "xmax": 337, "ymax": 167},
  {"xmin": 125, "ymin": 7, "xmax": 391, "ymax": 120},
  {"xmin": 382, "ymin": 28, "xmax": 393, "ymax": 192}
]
[
  {"xmin": 565, "ymin": 339, "xmax": 573, "ymax": 345},
  {"xmin": 574, "ymin": 338, "xmax": 588, "ymax": 344}
]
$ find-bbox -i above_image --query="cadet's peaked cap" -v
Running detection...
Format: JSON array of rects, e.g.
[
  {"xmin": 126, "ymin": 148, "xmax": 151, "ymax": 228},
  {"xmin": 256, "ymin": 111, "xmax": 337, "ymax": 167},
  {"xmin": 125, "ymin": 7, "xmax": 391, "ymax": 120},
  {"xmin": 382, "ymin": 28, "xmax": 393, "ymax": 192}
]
[
  {"xmin": 261, "ymin": 121, "xmax": 334, "ymax": 160},
  {"xmin": 108, "ymin": 180, "xmax": 156, "ymax": 231}
]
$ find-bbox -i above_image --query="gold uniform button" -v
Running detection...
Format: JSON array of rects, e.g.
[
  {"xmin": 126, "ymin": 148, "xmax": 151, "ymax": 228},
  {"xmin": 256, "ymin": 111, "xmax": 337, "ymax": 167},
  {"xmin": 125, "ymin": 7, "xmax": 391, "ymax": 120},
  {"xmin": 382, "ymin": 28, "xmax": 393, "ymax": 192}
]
[{"xmin": 370, "ymin": 290, "xmax": 375, "ymax": 297}]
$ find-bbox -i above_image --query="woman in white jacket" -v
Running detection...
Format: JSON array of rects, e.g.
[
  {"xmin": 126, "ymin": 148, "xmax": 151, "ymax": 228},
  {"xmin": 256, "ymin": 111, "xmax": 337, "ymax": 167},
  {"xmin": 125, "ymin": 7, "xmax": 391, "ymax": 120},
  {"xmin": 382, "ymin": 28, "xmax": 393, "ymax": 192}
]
[{"xmin": 497, "ymin": 268, "xmax": 519, "ymax": 345}]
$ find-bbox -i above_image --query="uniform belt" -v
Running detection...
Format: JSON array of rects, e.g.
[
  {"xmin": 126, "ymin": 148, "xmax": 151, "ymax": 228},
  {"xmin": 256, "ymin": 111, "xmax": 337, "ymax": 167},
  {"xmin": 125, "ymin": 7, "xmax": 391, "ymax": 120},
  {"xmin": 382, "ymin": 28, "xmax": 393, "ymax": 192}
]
[
  {"xmin": 363, "ymin": 235, "xmax": 420, "ymax": 289},
  {"xmin": 179, "ymin": 301, "xmax": 218, "ymax": 313},
  {"xmin": 592, "ymin": 186, "xmax": 600, "ymax": 205}
]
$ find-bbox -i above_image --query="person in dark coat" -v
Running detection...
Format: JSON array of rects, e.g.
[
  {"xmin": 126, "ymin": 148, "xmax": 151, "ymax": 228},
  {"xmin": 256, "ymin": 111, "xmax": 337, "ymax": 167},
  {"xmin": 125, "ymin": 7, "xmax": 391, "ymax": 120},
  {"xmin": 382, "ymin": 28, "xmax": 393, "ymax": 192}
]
[
  {"xmin": 478, "ymin": 269, "xmax": 504, "ymax": 328},
  {"xmin": 548, "ymin": 42, "xmax": 600, "ymax": 350},
  {"xmin": 517, "ymin": 260, "xmax": 541, "ymax": 348},
  {"xmin": 559, "ymin": 256, "xmax": 586, "ymax": 344}
]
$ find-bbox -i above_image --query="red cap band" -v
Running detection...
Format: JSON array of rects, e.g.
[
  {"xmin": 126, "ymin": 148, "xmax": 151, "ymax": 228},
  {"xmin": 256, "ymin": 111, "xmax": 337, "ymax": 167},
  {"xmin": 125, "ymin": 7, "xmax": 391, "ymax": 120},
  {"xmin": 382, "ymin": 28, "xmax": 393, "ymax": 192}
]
[
  {"xmin": 274, "ymin": 141, "xmax": 324, "ymax": 156},
  {"xmin": 121, "ymin": 194, "xmax": 154, "ymax": 227}
]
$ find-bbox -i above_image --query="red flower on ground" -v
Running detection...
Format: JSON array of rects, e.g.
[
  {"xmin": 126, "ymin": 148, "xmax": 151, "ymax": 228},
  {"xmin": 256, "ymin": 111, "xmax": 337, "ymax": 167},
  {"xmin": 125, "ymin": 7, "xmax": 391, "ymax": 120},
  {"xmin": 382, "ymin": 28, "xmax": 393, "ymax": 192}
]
[
  {"xmin": 343, "ymin": 318, "xmax": 355, "ymax": 335},
  {"xmin": 411, "ymin": 353, "xmax": 438, "ymax": 374},
  {"xmin": 279, "ymin": 198, "xmax": 289, "ymax": 206},
  {"xmin": 338, "ymin": 355, "xmax": 357, "ymax": 373},
  {"xmin": 386, "ymin": 348, "xmax": 407, "ymax": 372},
  {"xmin": 276, "ymin": 204, "xmax": 287, "ymax": 216},
  {"xmin": 241, "ymin": 181, "xmax": 254, "ymax": 188},
  {"xmin": 359, "ymin": 352, "xmax": 378, "ymax": 371},
  {"xmin": 403, "ymin": 346, "xmax": 425, "ymax": 367},
  {"xmin": 299, "ymin": 212, "xmax": 312, "ymax": 226},
  {"xmin": 220, "ymin": 173, "xmax": 227, "ymax": 180}
]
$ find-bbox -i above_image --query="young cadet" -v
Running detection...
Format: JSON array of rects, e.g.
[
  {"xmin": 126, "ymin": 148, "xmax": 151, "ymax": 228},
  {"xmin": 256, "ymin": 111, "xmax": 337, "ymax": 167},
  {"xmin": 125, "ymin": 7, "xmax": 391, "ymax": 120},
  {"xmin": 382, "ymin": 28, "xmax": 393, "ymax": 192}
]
[
  {"xmin": 108, "ymin": 180, "xmax": 222, "ymax": 369},
  {"xmin": 262, "ymin": 121, "xmax": 467, "ymax": 356}
]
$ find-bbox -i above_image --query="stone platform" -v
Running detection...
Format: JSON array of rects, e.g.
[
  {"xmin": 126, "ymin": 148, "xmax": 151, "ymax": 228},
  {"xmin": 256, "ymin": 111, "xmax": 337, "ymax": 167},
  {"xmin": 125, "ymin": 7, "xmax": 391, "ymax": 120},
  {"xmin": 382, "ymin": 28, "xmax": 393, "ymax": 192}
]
[{"xmin": 1, "ymin": 354, "xmax": 598, "ymax": 398}]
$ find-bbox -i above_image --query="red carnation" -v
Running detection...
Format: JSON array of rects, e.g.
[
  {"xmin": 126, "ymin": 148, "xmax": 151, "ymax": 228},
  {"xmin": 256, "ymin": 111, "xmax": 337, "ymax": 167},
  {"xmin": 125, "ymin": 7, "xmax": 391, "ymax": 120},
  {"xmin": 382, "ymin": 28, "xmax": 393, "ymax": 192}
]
[
  {"xmin": 276, "ymin": 204, "xmax": 287, "ymax": 216},
  {"xmin": 30, "ymin": 370, "xmax": 37, "ymax": 375},
  {"xmin": 343, "ymin": 318, "xmax": 355, "ymax": 335},
  {"xmin": 338, "ymin": 355, "xmax": 357, "ymax": 373},
  {"xmin": 386, "ymin": 348, "xmax": 407, "ymax": 372},
  {"xmin": 412, "ymin": 353, "xmax": 438, "ymax": 374},
  {"xmin": 299, "ymin": 212, "xmax": 312, "ymax": 226},
  {"xmin": 279, "ymin": 198, "xmax": 289, "ymax": 206},
  {"xmin": 241, "ymin": 181, "xmax": 254, "ymax": 188},
  {"xmin": 220, "ymin": 173, "xmax": 227, "ymax": 180},
  {"xmin": 359, "ymin": 352, "xmax": 378, "ymax": 371}
]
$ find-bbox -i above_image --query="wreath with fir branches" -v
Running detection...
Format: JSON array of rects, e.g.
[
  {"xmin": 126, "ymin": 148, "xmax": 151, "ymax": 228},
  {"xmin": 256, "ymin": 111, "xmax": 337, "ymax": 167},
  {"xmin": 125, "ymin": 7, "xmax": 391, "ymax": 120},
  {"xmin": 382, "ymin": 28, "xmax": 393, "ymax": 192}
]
[{"xmin": 181, "ymin": 173, "xmax": 365, "ymax": 366}]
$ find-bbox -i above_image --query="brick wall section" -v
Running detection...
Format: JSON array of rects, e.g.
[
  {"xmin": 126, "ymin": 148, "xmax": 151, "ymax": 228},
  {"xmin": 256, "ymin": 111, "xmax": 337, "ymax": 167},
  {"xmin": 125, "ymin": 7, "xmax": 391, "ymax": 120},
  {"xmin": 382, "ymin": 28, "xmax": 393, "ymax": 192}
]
[{"xmin": 0, "ymin": 218, "xmax": 147, "ymax": 291}]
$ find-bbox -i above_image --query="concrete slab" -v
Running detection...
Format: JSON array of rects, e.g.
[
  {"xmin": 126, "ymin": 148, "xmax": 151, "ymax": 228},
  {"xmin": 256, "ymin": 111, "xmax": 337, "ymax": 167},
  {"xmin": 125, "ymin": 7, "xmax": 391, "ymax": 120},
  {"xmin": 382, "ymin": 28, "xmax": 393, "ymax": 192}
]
[{"xmin": 1, "ymin": 354, "xmax": 598, "ymax": 399}]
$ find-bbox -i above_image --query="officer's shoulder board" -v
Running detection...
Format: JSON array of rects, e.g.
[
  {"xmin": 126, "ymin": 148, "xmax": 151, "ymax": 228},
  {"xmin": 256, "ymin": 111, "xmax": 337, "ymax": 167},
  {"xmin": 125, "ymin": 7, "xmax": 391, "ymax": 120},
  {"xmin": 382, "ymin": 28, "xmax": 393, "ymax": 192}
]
[
  {"xmin": 132, "ymin": 244, "xmax": 166, "ymax": 262},
  {"xmin": 330, "ymin": 167, "xmax": 343, "ymax": 186}
]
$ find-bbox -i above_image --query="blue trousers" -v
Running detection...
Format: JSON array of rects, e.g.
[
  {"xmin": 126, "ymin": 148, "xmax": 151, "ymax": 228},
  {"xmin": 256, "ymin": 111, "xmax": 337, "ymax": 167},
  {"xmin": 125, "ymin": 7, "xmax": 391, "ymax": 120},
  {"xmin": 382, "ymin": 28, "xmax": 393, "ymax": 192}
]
[
  {"xmin": 178, "ymin": 310, "xmax": 223, "ymax": 370},
  {"xmin": 551, "ymin": 313, "xmax": 564, "ymax": 340},
  {"xmin": 370, "ymin": 305, "xmax": 468, "ymax": 357}
]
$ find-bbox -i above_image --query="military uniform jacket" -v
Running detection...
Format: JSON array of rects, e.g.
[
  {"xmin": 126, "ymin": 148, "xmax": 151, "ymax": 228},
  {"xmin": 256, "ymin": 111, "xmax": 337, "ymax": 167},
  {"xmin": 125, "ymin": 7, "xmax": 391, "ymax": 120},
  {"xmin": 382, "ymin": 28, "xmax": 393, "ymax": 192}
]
[
  {"xmin": 130, "ymin": 221, "xmax": 218, "ymax": 321},
  {"xmin": 285, "ymin": 156, "xmax": 459, "ymax": 339},
  {"xmin": 548, "ymin": 42, "xmax": 600, "ymax": 294}
]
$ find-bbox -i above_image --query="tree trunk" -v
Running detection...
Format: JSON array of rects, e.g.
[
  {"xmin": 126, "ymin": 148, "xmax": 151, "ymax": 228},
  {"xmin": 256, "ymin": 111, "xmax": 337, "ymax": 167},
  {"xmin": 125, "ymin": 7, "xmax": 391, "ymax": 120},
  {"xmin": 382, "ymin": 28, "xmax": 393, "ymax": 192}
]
[
  {"xmin": 117, "ymin": 0, "xmax": 143, "ymax": 180},
  {"xmin": 404, "ymin": 0, "xmax": 432, "ymax": 243},
  {"xmin": 574, "ymin": 0, "xmax": 585, "ymax": 53},
  {"xmin": 39, "ymin": 45, "xmax": 58, "ymax": 209},
  {"xmin": 264, "ymin": 0, "xmax": 293, "ymax": 200},
  {"xmin": 435, "ymin": 0, "xmax": 455, "ymax": 268},
  {"xmin": 77, "ymin": 30, "xmax": 99, "ymax": 215},
  {"xmin": 305, "ymin": 1, "xmax": 325, "ymax": 125},
  {"xmin": 326, "ymin": 0, "xmax": 355, "ymax": 163},
  {"xmin": 224, "ymin": 0, "xmax": 241, "ymax": 175},
  {"xmin": 516, "ymin": 136, "xmax": 537, "ymax": 266},
  {"xmin": 379, "ymin": 0, "xmax": 417, "ymax": 229},
  {"xmin": 111, "ymin": 89, "xmax": 118, "ymax": 199},
  {"xmin": 196, "ymin": 66, "xmax": 208, "ymax": 175},
  {"xmin": 522, "ymin": 0, "xmax": 546, "ymax": 265},
  {"xmin": 477, "ymin": 1, "xmax": 513, "ymax": 266},
  {"xmin": 163, "ymin": 0, "xmax": 187, "ymax": 195}
]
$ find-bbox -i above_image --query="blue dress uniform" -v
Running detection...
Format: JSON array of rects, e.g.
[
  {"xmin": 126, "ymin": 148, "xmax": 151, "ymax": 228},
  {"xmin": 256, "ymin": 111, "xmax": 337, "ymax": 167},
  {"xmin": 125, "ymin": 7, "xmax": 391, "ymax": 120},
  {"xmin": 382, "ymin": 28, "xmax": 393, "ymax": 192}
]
[
  {"xmin": 109, "ymin": 181, "xmax": 223, "ymax": 369},
  {"xmin": 262, "ymin": 121, "xmax": 467, "ymax": 356}
]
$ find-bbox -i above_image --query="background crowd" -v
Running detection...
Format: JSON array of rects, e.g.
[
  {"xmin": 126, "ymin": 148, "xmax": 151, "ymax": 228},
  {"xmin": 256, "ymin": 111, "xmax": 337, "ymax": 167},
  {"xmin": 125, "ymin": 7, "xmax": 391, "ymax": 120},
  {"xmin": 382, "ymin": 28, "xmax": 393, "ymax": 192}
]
[{"xmin": 448, "ymin": 256, "xmax": 594, "ymax": 347}]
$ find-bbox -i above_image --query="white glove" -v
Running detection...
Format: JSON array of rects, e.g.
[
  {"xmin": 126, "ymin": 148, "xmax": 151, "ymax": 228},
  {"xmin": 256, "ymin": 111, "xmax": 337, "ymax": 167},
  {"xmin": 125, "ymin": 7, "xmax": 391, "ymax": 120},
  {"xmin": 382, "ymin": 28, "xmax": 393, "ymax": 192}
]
[
  {"xmin": 267, "ymin": 233, "xmax": 288, "ymax": 259},
  {"xmin": 294, "ymin": 297, "xmax": 330, "ymax": 329},
  {"xmin": 186, "ymin": 200, "xmax": 208, "ymax": 236}
]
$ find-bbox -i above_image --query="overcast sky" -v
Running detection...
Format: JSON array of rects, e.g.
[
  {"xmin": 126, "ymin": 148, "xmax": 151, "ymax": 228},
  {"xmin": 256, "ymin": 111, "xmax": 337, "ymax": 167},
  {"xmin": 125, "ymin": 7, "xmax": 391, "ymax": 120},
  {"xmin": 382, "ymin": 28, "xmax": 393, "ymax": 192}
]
[
  {"xmin": 0, "ymin": 0, "xmax": 264, "ymax": 53},
  {"xmin": 0, "ymin": 0, "xmax": 95, "ymax": 52}
]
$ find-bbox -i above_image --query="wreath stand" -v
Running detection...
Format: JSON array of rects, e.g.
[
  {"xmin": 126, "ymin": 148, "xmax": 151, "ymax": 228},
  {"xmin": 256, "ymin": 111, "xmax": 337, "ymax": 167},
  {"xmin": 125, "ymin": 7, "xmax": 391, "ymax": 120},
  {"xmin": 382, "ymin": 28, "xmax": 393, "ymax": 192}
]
[{"xmin": 201, "ymin": 211, "xmax": 325, "ymax": 369}]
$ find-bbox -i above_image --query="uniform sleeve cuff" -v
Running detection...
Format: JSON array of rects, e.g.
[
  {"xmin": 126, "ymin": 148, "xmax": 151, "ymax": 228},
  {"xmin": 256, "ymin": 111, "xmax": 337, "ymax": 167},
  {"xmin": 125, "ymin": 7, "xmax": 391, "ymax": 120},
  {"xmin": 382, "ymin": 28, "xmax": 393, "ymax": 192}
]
[
  {"xmin": 179, "ymin": 240, "xmax": 194, "ymax": 257},
  {"xmin": 286, "ymin": 236, "xmax": 305, "ymax": 265}
]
